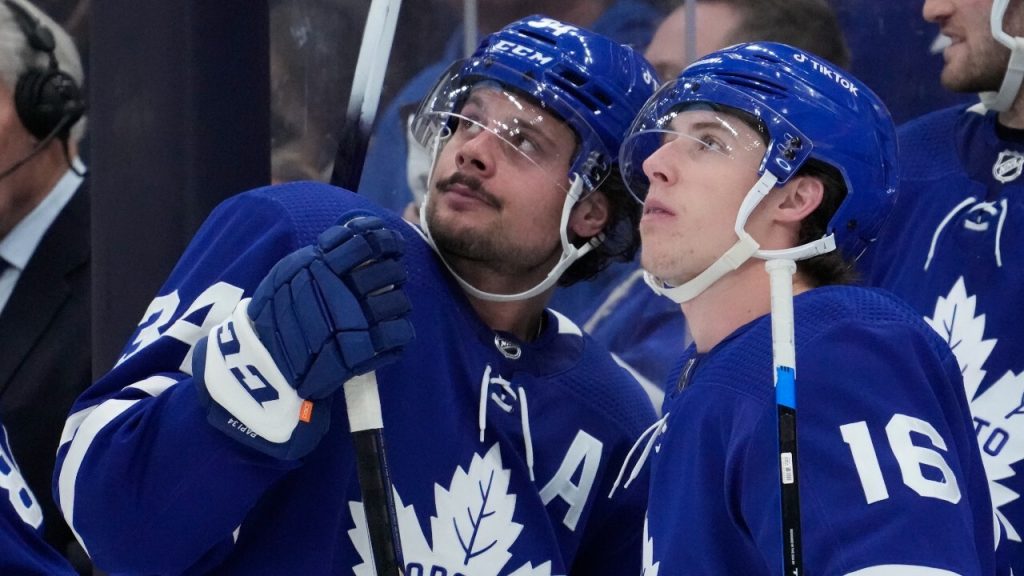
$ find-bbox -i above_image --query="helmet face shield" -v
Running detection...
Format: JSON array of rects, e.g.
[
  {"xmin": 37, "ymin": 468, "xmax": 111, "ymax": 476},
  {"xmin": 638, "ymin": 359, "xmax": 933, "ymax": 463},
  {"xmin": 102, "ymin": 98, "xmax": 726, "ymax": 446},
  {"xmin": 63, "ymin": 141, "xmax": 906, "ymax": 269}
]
[
  {"xmin": 423, "ymin": 85, "xmax": 578, "ymax": 193},
  {"xmin": 619, "ymin": 78, "xmax": 812, "ymax": 203},
  {"xmin": 414, "ymin": 61, "xmax": 613, "ymax": 196},
  {"xmin": 619, "ymin": 109, "xmax": 768, "ymax": 204}
]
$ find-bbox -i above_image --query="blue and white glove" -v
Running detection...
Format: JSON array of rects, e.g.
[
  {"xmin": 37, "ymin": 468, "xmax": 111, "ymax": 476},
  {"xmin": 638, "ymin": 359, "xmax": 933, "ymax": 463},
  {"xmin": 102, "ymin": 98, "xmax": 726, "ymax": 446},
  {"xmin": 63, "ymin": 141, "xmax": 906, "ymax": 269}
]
[{"xmin": 193, "ymin": 216, "xmax": 414, "ymax": 459}]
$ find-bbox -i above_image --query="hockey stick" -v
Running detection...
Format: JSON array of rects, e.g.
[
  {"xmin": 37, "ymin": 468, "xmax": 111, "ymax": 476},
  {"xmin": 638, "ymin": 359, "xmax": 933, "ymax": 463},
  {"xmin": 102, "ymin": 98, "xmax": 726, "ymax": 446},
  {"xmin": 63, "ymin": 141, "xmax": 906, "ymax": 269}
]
[
  {"xmin": 344, "ymin": 372, "xmax": 403, "ymax": 576},
  {"xmin": 330, "ymin": 0, "xmax": 402, "ymax": 189},
  {"xmin": 332, "ymin": 1, "xmax": 405, "ymax": 575},
  {"xmin": 766, "ymin": 259, "xmax": 803, "ymax": 575}
]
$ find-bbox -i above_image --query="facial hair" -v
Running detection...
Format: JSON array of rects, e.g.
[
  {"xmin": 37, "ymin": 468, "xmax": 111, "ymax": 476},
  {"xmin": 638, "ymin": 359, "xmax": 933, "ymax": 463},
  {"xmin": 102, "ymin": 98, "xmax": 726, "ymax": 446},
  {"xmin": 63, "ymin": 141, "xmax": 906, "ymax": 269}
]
[
  {"xmin": 943, "ymin": 41, "xmax": 1009, "ymax": 93},
  {"xmin": 426, "ymin": 172, "xmax": 561, "ymax": 277}
]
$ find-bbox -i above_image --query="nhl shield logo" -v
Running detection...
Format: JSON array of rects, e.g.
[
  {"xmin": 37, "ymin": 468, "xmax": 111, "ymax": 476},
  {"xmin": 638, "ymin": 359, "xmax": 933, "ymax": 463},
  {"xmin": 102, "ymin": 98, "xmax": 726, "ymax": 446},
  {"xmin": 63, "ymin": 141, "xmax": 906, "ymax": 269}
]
[
  {"xmin": 993, "ymin": 149, "xmax": 1024, "ymax": 183},
  {"xmin": 494, "ymin": 334, "xmax": 522, "ymax": 359}
]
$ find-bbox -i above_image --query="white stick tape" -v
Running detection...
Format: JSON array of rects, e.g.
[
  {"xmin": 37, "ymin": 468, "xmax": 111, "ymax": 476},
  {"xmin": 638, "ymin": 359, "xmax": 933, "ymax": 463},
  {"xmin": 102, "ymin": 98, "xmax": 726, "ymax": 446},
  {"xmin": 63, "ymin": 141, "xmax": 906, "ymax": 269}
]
[{"xmin": 344, "ymin": 372, "xmax": 385, "ymax": 432}]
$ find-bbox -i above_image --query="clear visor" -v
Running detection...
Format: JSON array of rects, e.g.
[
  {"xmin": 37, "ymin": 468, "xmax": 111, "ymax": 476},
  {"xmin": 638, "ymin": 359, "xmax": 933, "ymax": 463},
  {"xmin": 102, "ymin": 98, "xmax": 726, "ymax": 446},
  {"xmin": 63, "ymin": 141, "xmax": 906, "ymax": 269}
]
[
  {"xmin": 619, "ymin": 106, "xmax": 767, "ymax": 203},
  {"xmin": 413, "ymin": 62, "xmax": 606, "ymax": 195},
  {"xmin": 618, "ymin": 78, "xmax": 810, "ymax": 203}
]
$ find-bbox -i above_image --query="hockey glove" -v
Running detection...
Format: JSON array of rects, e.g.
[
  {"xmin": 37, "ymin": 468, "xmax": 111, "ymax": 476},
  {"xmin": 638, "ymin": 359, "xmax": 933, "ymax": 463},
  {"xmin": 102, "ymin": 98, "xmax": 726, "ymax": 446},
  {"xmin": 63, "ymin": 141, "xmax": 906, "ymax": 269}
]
[{"xmin": 194, "ymin": 216, "xmax": 414, "ymax": 459}]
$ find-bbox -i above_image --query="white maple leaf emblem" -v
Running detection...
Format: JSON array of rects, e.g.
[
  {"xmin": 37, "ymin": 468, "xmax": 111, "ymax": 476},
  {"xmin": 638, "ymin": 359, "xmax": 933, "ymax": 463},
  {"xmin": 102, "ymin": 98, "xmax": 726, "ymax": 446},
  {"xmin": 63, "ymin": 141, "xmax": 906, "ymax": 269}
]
[
  {"xmin": 926, "ymin": 277, "xmax": 1022, "ymax": 544},
  {"xmin": 642, "ymin": 514, "xmax": 660, "ymax": 576},
  {"xmin": 349, "ymin": 443, "xmax": 555, "ymax": 575},
  {"xmin": 924, "ymin": 277, "xmax": 997, "ymax": 400},
  {"xmin": 964, "ymin": 370, "xmax": 1024, "ymax": 544}
]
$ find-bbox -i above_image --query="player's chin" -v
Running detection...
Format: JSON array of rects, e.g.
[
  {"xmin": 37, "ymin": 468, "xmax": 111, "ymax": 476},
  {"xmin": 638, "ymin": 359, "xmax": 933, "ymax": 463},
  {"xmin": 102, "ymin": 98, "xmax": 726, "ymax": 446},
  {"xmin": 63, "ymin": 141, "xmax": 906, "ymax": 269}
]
[
  {"xmin": 639, "ymin": 248, "xmax": 675, "ymax": 280},
  {"xmin": 430, "ymin": 209, "xmax": 489, "ymax": 241}
]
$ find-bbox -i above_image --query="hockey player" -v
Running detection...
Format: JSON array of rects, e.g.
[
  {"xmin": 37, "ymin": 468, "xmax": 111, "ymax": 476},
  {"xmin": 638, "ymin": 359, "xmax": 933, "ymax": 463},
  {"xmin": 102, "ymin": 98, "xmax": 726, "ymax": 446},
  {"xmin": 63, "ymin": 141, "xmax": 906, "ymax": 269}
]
[
  {"xmin": 0, "ymin": 421, "xmax": 75, "ymax": 574},
  {"xmin": 859, "ymin": 0, "xmax": 1024, "ymax": 572},
  {"xmin": 53, "ymin": 15, "xmax": 659, "ymax": 576},
  {"xmin": 615, "ymin": 42, "xmax": 1000, "ymax": 573},
  {"xmin": 572, "ymin": 0, "xmax": 851, "ymax": 411}
]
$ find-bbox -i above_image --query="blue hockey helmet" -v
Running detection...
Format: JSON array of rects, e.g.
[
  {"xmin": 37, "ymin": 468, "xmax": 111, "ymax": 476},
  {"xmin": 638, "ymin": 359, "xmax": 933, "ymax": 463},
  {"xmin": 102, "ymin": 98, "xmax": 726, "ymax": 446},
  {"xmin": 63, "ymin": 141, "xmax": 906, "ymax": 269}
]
[
  {"xmin": 411, "ymin": 15, "xmax": 660, "ymax": 303},
  {"xmin": 413, "ymin": 14, "xmax": 659, "ymax": 193},
  {"xmin": 621, "ymin": 41, "xmax": 899, "ymax": 261}
]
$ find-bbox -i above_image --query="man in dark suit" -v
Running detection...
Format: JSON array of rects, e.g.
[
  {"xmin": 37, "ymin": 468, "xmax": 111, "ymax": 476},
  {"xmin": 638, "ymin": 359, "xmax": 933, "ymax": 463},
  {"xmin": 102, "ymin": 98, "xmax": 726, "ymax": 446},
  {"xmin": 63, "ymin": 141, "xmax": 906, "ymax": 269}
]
[{"xmin": 0, "ymin": 0, "xmax": 90, "ymax": 570}]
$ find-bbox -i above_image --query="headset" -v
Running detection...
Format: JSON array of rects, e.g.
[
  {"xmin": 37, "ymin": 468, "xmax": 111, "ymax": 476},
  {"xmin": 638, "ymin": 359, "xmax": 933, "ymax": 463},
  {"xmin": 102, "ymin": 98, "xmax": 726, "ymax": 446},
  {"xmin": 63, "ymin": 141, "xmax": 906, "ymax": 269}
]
[{"xmin": 0, "ymin": 0, "xmax": 85, "ymax": 181}]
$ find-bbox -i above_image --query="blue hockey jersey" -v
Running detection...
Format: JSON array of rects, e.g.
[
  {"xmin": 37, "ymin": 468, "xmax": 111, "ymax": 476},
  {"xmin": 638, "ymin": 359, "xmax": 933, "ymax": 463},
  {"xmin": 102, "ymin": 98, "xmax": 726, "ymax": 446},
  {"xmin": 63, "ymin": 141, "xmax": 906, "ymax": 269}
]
[
  {"xmin": 53, "ymin": 181, "xmax": 656, "ymax": 575},
  {"xmin": 574, "ymin": 266, "xmax": 687, "ymax": 412},
  {"xmin": 0, "ymin": 423, "xmax": 76, "ymax": 575},
  {"xmin": 862, "ymin": 105, "xmax": 1024, "ymax": 572},
  {"xmin": 642, "ymin": 286, "xmax": 996, "ymax": 575}
]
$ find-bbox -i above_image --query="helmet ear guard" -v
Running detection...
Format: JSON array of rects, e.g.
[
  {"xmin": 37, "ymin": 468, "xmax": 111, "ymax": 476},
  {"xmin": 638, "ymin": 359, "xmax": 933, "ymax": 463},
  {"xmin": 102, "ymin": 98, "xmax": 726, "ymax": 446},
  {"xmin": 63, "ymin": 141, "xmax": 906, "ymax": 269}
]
[{"xmin": 576, "ymin": 149, "xmax": 611, "ymax": 197}]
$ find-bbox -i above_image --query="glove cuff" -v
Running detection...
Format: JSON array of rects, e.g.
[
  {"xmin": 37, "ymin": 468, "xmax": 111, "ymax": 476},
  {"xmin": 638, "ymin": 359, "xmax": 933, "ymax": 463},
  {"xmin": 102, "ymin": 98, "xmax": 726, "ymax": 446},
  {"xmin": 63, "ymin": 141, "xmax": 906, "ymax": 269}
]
[{"xmin": 195, "ymin": 298, "xmax": 305, "ymax": 443}]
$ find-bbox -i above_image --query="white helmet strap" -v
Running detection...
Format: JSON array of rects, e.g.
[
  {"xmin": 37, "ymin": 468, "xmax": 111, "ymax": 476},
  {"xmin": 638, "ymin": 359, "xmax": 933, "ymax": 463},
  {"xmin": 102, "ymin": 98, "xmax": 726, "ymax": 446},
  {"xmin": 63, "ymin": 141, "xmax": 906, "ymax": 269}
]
[
  {"xmin": 420, "ymin": 173, "xmax": 602, "ymax": 303},
  {"xmin": 643, "ymin": 233, "xmax": 760, "ymax": 303},
  {"xmin": 644, "ymin": 169, "xmax": 837, "ymax": 304},
  {"xmin": 981, "ymin": 0, "xmax": 1024, "ymax": 112}
]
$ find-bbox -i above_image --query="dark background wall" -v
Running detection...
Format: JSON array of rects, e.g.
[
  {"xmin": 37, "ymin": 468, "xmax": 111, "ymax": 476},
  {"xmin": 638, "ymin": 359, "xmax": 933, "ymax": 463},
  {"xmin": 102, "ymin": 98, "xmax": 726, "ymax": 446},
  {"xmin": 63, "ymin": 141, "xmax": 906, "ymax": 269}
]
[{"xmin": 89, "ymin": 1, "xmax": 271, "ymax": 373}]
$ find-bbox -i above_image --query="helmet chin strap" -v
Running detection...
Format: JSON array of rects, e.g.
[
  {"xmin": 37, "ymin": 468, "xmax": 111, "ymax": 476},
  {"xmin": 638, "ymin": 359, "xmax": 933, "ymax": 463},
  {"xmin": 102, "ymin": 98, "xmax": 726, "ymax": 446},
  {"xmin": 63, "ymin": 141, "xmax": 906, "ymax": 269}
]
[
  {"xmin": 981, "ymin": 0, "xmax": 1024, "ymax": 112},
  {"xmin": 644, "ymin": 170, "xmax": 836, "ymax": 304},
  {"xmin": 420, "ymin": 172, "xmax": 602, "ymax": 303}
]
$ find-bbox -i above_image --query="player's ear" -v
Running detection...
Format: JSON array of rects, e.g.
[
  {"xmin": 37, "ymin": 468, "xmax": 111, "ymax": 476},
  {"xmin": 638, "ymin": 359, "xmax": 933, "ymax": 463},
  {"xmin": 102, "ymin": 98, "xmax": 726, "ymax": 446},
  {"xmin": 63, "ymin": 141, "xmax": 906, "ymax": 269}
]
[
  {"xmin": 773, "ymin": 175, "xmax": 824, "ymax": 225},
  {"xmin": 569, "ymin": 190, "xmax": 610, "ymax": 238}
]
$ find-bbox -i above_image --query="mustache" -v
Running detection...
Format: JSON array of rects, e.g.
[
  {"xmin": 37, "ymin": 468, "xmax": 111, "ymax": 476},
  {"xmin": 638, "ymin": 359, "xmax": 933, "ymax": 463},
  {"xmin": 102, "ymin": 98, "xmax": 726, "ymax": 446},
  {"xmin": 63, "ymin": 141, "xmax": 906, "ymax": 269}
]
[{"xmin": 435, "ymin": 172, "xmax": 500, "ymax": 207}]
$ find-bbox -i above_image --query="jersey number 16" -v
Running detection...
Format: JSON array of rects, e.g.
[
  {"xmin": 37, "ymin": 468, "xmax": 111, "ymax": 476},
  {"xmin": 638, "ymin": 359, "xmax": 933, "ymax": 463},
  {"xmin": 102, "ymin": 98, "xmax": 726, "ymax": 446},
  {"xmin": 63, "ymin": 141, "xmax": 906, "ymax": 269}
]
[{"xmin": 840, "ymin": 413, "xmax": 961, "ymax": 505}]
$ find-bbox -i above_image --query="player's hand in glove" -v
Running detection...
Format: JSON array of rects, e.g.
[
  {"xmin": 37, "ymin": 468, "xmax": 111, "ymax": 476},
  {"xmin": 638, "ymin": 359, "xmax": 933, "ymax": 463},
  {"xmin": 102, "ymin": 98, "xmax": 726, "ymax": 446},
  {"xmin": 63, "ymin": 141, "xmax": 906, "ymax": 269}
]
[{"xmin": 193, "ymin": 215, "xmax": 414, "ymax": 459}]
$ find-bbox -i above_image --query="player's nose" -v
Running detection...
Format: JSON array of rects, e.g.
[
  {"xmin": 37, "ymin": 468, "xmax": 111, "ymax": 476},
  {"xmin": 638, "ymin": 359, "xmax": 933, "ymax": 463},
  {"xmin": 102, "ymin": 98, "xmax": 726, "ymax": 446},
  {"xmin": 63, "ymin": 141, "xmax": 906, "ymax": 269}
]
[{"xmin": 455, "ymin": 129, "xmax": 499, "ymax": 177}]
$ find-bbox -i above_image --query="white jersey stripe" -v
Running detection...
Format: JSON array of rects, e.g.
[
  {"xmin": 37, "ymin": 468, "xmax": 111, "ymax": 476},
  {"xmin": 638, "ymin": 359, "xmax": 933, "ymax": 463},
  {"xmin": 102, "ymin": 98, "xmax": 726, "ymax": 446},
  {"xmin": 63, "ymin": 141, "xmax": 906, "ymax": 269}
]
[{"xmin": 58, "ymin": 398, "xmax": 141, "ymax": 554}]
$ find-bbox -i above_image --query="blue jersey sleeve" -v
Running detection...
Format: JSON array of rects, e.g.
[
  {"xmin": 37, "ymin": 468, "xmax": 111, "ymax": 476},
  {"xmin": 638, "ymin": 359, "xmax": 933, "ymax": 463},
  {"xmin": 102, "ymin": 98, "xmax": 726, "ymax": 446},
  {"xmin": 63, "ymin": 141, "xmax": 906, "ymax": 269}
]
[{"xmin": 53, "ymin": 182, "xmax": 388, "ymax": 573}]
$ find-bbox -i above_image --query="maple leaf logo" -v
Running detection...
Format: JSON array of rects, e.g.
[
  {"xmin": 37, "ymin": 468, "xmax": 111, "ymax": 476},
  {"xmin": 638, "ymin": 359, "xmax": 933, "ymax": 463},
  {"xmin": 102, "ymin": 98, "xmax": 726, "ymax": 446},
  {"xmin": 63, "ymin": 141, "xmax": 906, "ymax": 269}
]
[
  {"xmin": 925, "ymin": 277, "xmax": 997, "ymax": 400},
  {"xmin": 431, "ymin": 443, "xmax": 523, "ymax": 571},
  {"xmin": 964, "ymin": 370, "xmax": 1024, "ymax": 544},
  {"xmin": 926, "ymin": 277, "xmax": 1022, "ymax": 544},
  {"xmin": 642, "ymin": 514, "xmax": 660, "ymax": 576},
  {"xmin": 349, "ymin": 443, "xmax": 556, "ymax": 575}
]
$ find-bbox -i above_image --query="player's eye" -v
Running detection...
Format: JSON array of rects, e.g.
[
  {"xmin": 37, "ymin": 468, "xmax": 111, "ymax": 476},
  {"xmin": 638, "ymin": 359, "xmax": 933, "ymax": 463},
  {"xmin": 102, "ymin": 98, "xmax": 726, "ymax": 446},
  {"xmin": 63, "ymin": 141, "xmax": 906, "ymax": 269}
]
[
  {"xmin": 458, "ymin": 116, "xmax": 483, "ymax": 135},
  {"xmin": 508, "ymin": 130, "xmax": 539, "ymax": 155},
  {"xmin": 698, "ymin": 134, "xmax": 726, "ymax": 153}
]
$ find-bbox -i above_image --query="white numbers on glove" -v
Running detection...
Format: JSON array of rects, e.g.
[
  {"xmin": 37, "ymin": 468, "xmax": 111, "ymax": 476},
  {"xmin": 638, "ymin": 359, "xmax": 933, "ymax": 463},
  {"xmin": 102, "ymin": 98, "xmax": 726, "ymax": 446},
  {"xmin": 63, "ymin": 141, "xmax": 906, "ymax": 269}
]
[
  {"xmin": 840, "ymin": 414, "xmax": 961, "ymax": 505},
  {"xmin": 118, "ymin": 282, "xmax": 245, "ymax": 371},
  {"xmin": 0, "ymin": 432, "xmax": 42, "ymax": 528}
]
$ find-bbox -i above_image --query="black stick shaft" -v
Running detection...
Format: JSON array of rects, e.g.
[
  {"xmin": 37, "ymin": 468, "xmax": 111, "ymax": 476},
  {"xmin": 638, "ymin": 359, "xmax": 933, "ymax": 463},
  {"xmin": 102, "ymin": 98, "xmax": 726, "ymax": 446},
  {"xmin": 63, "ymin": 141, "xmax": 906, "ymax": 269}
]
[
  {"xmin": 778, "ymin": 403, "xmax": 803, "ymax": 575},
  {"xmin": 332, "ymin": 114, "xmax": 372, "ymax": 192},
  {"xmin": 352, "ymin": 429, "xmax": 404, "ymax": 575},
  {"xmin": 345, "ymin": 372, "xmax": 404, "ymax": 575}
]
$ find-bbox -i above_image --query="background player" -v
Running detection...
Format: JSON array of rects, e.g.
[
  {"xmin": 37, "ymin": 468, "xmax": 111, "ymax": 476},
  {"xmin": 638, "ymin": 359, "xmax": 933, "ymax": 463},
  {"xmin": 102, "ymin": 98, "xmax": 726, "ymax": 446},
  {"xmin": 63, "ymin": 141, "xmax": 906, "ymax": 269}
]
[
  {"xmin": 860, "ymin": 0, "xmax": 1024, "ymax": 571},
  {"xmin": 571, "ymin": 0, "xmax": 850, "ymax": 410}
]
